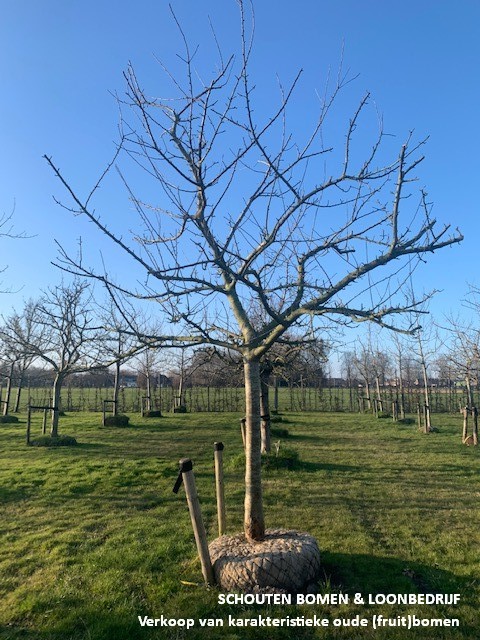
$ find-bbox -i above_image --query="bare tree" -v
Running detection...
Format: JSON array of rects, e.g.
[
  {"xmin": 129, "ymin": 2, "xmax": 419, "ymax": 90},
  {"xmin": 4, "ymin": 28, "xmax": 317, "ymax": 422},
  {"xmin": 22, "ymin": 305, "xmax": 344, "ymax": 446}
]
[
  {"xmin": 409, "ymin": 317, "xmax": 443, "ymax": 432},
  {"xmin": 443, "ymin": 317, "xmax": 480, "ymax": 408},
  {"xmin": 101, "ymin": 302, "xmax": 145, "ymax": 415},
  {"xmin": 390, "ymin": 332, "xmax": 408, "ymax": 418},
  {"xmin": 351, "ymin": 342, "xmax": 374, "ymax": 411},
  {"xmin": 371, "ymin": 347, "xmax": 391, "ymax": 413},
  {"xmin": 8, "ymin": 280, "xmax": 106, "ymax": 436},
  {"xmin": 0, "ymin": 301, "xmax": 35, "ymax": 415},
  {"xmin": 135, "ymin": 345, "xmax": 163, "ymax": 413},
  {"xmin": 44, "ymin": 3, "xmax": 462, "ymax": 541},
  {"xmin": 0, "ymin": 301, "xmax": 44, "ymax": 413}
]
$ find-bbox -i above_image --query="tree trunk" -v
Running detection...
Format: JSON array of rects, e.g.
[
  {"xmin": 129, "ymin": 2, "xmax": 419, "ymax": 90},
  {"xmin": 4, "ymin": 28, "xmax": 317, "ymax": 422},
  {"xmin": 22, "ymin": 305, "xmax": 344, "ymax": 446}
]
[
  {"xmin": 51, "ymin": 373, "xmax": 63, "ymax": 437},
  {"xmin": 113, "ymin": 360, "xmax": 121, "ymax": 416},
  {"xmin": 375, "ymin": 374, "xmax": 383, "ymax": 412},
  {"xmin": 364, "ymin": 379, "xmax": 372, "ymax": 411},
  {"xmin": 421, "ymin": 361, "xmax": 431, "ymax": 430},
  {"xmin": 243, "ymin": 358, "xmax": 265, "ymax": 542},
  {"xmin": 465, "ymin": 373, "xmax": 474, "ymax": 408},
  {"xmin": 398, "ymin": 365, "xmax": 405, "ymax": 420},
  {"xmin": 260, "ymin": 368, "xmax": 271, "ymax": 454},
  {"xmin": 14, "ymin": 370, "xmax": 24, "ymax": 413},
  {"xmin": 3, "ymin": 362, "xmax": 14, "ymax": 416},
  {"xmin": 146, "ymin": 369, "xmax": 152, "ymax": 412}
]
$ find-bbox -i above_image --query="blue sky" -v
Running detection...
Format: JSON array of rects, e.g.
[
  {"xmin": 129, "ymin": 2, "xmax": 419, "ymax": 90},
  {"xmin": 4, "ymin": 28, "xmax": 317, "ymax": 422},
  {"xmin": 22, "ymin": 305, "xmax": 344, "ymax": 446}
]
[{"xmin": 0, "ymin": 0, "xmax": 478, "ymax": 330}]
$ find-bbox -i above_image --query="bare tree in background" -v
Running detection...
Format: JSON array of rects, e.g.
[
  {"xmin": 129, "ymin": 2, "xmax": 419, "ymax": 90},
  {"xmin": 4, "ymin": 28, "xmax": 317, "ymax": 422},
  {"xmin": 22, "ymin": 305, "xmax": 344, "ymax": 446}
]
[
  {"xmin": 101, "ymin": 302, "xmax": 146, "ymax": 416},
  {"xmin": 8, "ymin": 280, "xmax": 106, "ymax": 436},
  {"xmin": 0, "ymin": 304, "xmax": 37, "ymax": 414},
  {"xmin": 390, "ymin": 332, "xmax": 408, "ymax": 418},
  {"xmin": 409, "ymin": 316, "xmax": 443, "ymax": 432},
  {"xmin": 351, "ymin": 342, "xmax": 374, "ymax": 411},
  {"xmin": 45, "ymin": 2, "xmax": 462, "ymax": 541},
  {"xmin": 443, "ymin": 318, "xmax": 480, "ymax": 408}
]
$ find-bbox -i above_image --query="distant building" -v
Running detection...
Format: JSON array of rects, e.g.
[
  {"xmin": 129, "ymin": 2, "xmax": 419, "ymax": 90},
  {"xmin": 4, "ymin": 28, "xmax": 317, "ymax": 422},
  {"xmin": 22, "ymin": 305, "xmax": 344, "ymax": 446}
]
[{"xmin": 120, "ymin": 373, "xmax": 138, "ymax": 388}]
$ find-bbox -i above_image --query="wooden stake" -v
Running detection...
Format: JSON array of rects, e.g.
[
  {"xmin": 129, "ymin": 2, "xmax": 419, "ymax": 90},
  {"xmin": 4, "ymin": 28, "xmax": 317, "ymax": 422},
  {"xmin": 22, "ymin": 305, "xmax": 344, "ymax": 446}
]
[
  {"xmin": 423, "ymin": 404, "xmax": 430, "ymax": 434},
  {"xmin": 214, "ymin": 442, "xmax": 226, "ymax": 536},
  {"xmin": 26, "ymin": 405, "xmax": 31, "ymax": 445},
  {"xmin": 392, "ymin": 400, "xmax": 398, "ymax": 422},
  {"xmin": 240, "ymin": 417, "xmax": 246, "ymax": 449},
  {"xmin": 173, "ymin": 458, "xmax": 214, "ymax": 586},
  {"xmin": 462, "ymin": 406, "xmax": 469, "ymax": 443},
  {"xmin": 472, "ymin": 407, "xmax": 478, "ymax": 446},
  {"xmin": 261, "ymin": 414, "xmax": 271, "ymax": 453}
]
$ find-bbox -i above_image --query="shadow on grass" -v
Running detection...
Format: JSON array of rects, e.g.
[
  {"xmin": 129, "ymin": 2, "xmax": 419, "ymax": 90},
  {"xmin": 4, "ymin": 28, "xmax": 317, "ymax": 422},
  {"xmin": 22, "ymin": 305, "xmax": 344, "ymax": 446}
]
[
  {"xmin": 75, "ymin": 443, "xmax": 110, "ymax": 450},
  {"xmin": 321, "ymin": 550, "xmax": 470, "ymax": 596},
  {"xmin": 0, "ymin": 486, "xmax": 30, "ymax": 503}
]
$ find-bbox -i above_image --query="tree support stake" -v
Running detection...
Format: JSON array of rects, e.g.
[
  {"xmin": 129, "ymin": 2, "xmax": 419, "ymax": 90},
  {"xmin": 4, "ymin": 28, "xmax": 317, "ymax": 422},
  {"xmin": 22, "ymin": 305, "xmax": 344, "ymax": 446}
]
[{"xmin": 173, "ymin": 458, "xmax": 215, "ymax": 586}]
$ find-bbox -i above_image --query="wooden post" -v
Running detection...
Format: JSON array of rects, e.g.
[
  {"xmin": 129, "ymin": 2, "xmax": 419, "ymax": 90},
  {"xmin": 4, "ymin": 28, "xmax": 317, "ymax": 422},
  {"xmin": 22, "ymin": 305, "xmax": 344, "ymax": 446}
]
[
  {"xmin": 214, "ymin": 442, "xmax": 226, "ymax": 536},
  {"xmin": 471, "ymin": 406, "xmax": 478, "ymax": 446},
  {"xmin": 425, "ymin": 403, "xmax": 431, "ymax": 432},
  {"xmin": 423, "ymin": 404, "xmax": 430, "ymax": 433},
  {"xmin": 240, "ymin": 417, "xmax": 246, "ymax": 449},
  {"xmin": 417, "ymin": 403, "xmax": 422, "ymax": 431},
  {"xmin": 462, "ymin": 406, "xmax": 469, "ymax": 443},
  {"xmin": 172, "ymin": 458, "xmax": 215, "ymax": 586},
  {"xmin": 103, "ymin": 400, "xmax": 117, "ymax": 425},
  {"xmin": 261, "ymin": 414, "xmax": 271, "ymax": 453},
  {"xmin": 392, "ymin": 400, "xmax": 398, "ymax": 422},
  {"xmin": 26, "ymin": 405, "xmax": 31, "ymax": 445},
  {"xmin": 42, "ymin": 408, "xmax": 48, "ymax": 435}
]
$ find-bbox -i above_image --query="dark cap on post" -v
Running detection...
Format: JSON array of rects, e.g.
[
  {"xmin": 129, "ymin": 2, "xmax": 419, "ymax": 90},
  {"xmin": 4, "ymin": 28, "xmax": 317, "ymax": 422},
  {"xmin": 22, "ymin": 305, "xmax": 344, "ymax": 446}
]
[{"xmin": 172, "ymin": 458, "xmax": 193, "ymax": 493}]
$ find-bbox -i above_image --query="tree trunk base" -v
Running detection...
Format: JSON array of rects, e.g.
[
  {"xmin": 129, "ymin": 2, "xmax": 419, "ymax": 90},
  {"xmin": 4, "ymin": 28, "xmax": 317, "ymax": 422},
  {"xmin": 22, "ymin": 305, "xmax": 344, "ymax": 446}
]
[{"xmin": 209, "ymin": 529, "xmax": 321, "ymax": 593}]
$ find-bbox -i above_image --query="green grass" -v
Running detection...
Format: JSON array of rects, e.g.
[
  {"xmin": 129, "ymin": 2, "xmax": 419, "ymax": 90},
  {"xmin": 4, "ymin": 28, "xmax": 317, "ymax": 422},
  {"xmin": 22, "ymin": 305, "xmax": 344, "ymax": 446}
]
[{"xmin": 0, "ymin": 410, "xmax": 478, "ymax": 639}]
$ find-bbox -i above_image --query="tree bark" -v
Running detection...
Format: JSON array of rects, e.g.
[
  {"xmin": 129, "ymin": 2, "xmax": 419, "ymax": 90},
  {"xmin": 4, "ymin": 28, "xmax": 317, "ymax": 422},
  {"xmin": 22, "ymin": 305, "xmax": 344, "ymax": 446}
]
[
  {"xmin": 243, "ymin": 357, "xmax": 265, "ymax": 542},
  {"xmin": 398, "ymin": 366, "xmax": 405, "ymax": 419},
  {"xmin": 51, "ymin": 373, "xmax": 64, "ymax": 437},
  {"xmin": 273, "ymin": 376, "xmax": 279, "ymax": 412},
  {"xmin": 375, "ymin": 374, "xmax": 383, "ymax": 412},
  {"xmin": 113, "ymin": 360, "xmax": 121, "ymax": 416},
  {"xmin": 3, "ymin": 362, "xmax": 14, "ymax": 416},
  {"xmin": 14, "ymin": 370, "xmax": 24, "ymax": 413},
  {"xmin": 465, "ymin": 373, "xmax": 474, "ymax": 409},
  {"xmin": 260, "ymin": 366, "xmax": 271, "ymax": 453},
  {"xmin": 365, "ymin": 379, "xmax": 372, "ymax": 411},
  {"xmin": 421, "ymin": 360, "xmax": 431, "ymax": 431}
]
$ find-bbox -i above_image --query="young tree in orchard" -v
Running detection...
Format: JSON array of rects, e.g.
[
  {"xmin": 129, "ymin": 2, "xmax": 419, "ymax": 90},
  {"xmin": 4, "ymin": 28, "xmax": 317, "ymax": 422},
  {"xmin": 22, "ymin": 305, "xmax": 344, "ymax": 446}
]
[
  {"xmin": 443, "ymin": 318, "xmax": 480, "ymax": 408},
  {"xmin": 0, "ymin": 301, "xmax": 46, "ymax": 413},
  {"xmin": 45, "ymin": 3, "xmax": 462, "ymax": 541},
  {"xmin": 100, "ymin": 302, "xmax": 148, "ymax": 416},
  {"xmin": 351, "ymin": 342, "xmax": 375, "ymax": 411},
  {"xmin": 8, "ymin": 280, "xmax": 106, "ymax": 436}
]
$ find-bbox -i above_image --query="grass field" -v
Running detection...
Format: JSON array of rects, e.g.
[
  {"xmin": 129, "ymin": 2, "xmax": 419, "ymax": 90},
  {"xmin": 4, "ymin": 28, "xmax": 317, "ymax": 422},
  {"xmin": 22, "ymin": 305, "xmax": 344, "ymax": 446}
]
[{"xmin": 0, "ymin": 410, "xmax": 478, "ymax": 639}]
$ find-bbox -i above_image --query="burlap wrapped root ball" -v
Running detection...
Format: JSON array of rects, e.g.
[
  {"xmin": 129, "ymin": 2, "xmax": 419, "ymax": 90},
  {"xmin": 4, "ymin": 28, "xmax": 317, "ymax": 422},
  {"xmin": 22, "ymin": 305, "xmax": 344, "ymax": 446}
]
[{"xmin": 209, "ymin": 529, "xmax": 321, "ymax": 593}]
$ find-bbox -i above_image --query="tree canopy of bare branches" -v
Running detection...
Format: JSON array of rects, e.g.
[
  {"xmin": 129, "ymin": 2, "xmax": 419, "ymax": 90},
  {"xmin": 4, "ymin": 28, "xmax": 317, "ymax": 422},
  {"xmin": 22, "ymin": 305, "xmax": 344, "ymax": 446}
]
[
  {"xmin": 4, "ymin": 280, "xmax": 107, "ymax": 436},
  {"xmin": 44, "ymin": 2, "xmax": 462, "ymax": 541}
]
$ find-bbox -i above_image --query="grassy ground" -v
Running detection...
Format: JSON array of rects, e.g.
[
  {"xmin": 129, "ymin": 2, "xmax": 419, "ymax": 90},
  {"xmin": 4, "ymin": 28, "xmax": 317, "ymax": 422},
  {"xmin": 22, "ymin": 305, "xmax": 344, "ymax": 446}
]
[{"xmin": 0, "ymin": 410, "xmax": 478, "ymax": 639}]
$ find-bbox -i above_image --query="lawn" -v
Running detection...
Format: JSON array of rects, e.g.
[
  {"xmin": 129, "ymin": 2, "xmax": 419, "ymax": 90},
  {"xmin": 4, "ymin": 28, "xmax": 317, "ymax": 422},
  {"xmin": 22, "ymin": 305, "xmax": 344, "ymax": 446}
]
[{"xmin": 0, "ymin": 410, "xmax": 478, "ymax": 639}]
